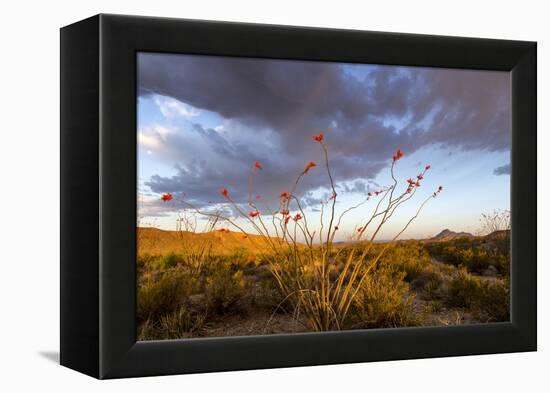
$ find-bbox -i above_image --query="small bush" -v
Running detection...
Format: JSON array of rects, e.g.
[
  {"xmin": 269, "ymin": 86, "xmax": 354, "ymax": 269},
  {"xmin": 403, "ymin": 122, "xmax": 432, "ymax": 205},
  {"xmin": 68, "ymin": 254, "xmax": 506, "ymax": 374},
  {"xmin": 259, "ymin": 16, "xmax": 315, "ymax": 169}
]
[
  {"xmin": 458, "ymin": 248, "xmax": 492, "ymax": 274},
  {"xmin": 425, "ymin": 235, "xmax": 510, "ymax": 277},
  {"xmin": 347, "ymin": 267, "xmax": 421, "ymax": 329},
  {"xmin": 253, "ymin": 272, "xmax": 285, "ymax": 311},
  {"xmin": 446, "ymin": 269, "xmax": 509, "ymax": 321},
  {"xmin": 492, "ymin": 253, "xmax": 510, "ymax": 276},
  {"xmin": 425, "ymin": 301, "xmax": 443, "ymax": 313},
  {"xmin": 138, "ymin": 307, "xmax": 206, "ymax": 340},
  {"xmin": 473, "ymin": 278, "xmax": 510, "ymax": 321},
  {"xmin": 377, "ymin": 242, "xmax": 431, "ymax": 282},
  {"xmin": 137, "ymin": 271, "xmax": 196, "ymax": 322},
  {"xmin": 424, "ymin": 275, "xmax": 443, "ymax": 300},
  {"xmin": 447, "ymin": 269, "xmax": 481, "ymax": 308},
  {"xmin": 407, "ymin": 263, "xmax": 447, "ymax": 300},
  {"xmin": 156, "ymin": 252, "xmax": 182, "ymax": 270},
  {"xmin": 205, "ymin": 268, "xmax": 248, "ymax": 314}
]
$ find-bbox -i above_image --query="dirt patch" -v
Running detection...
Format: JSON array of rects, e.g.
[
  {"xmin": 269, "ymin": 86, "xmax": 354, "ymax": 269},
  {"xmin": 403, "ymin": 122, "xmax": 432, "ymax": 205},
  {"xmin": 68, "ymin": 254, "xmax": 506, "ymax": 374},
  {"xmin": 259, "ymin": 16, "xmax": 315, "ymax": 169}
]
[{"xmin": 199, "ymin": 311, "xmax": 308, "ymax": 337}]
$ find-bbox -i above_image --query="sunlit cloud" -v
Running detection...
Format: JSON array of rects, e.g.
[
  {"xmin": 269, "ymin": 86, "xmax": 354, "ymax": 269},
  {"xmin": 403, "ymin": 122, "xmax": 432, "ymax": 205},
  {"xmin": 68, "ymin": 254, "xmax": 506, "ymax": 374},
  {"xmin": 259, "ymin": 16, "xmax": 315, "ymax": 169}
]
[{"xmin": 153, "ymin": 95, "xmax": 201, "ymax": 119}]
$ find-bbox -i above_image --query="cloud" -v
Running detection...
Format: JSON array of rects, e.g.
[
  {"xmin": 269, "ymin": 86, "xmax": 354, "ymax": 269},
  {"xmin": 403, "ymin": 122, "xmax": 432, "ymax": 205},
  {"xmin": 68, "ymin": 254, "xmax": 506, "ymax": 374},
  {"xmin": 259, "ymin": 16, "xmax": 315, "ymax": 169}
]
[
  {"xmin": 493, "ymin": 163, "xmax": 511, "ymax": 176},
  {"xmin": 138, "ymin": 124, "xmax": 174, "ymax": 151},
  {"xmin": 138, "ymin": 53, "xmax": 510, "ymax": 152},
  {"xmin": 137, "ymin": 53, "xmax": 511, "ymax": 210},
  {"xmin": 137, "ymin": 193, "xmax": 173, "ymax": 218},
  {"xmin": 153, "ymin": 95, "xmax": 201, "ymax": 119}
]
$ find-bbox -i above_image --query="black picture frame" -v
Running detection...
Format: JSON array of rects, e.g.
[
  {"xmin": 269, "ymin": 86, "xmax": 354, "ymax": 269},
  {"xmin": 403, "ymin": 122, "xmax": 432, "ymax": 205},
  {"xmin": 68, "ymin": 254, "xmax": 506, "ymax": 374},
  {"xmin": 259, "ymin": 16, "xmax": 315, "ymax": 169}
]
[{"xmin": 60, "ymin": 14, "xmax": 537, "ymax": 379}]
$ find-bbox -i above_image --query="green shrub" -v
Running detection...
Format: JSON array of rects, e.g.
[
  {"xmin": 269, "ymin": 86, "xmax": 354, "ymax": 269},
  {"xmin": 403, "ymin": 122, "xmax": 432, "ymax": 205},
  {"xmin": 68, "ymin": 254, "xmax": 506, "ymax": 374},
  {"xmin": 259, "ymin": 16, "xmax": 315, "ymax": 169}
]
[
  {"xmin": 138, "ymin": 307, "xmax": 206, "ymax": 340},
  {"xmin": 425, "ymin": 300, "xmax": 443, "ymax": 313},
  {"xmin": 137, "ymin": 271, "xmax": 196, "ymax": 322},
  {"xmin": 347, "ymin": 267, "xmax": 421, "ymax": 329},
  {"xmin": 156, "ymin": 252, "xmax": 182, "ymax": 270},
  {"xmin": 377, "ymin": 242, "xmax": 431, "ymax": 282},
  {"xmin": 205, "ymin": 268, "xmax": 248, "ymax": 314},
  {"xmin": 458, "ymin": 248, "xmax": 492, "ymax": 274},
  {"xmin": 446, "ymin": 269, "xmax": 509, "ymax": 321},
  {"xmin": 447, "ymin": 269, "xmax": 481, "ymax": 308},
  {"xmin": 407, "ymin": 263, "xmax": 446, "ymax": 300},
  {"xmin": 424, "ymin": 275, "xmax": 443, "ymax": 300},
  {"xmin": 492, "ymin": 254, "xmax": 510, "ymax": 276},
  {"xmin": 425, "ymin": 236, "xmax": 510, "ymax": 277},
  {"xmin": 253, "ymin": 271, "xmax": 285, "ymax": 311},
  {"xmin": 473, "ymin": 278, "xmax": 510, "ymax": 321}
]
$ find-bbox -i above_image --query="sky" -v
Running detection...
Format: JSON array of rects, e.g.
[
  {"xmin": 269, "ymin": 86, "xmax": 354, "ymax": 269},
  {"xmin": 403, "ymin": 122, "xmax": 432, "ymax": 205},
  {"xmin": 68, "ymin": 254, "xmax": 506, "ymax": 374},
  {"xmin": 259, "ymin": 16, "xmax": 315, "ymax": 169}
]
[{"xmin": 137, "ymin": 52, "xmax": 511, "ymax": 241}]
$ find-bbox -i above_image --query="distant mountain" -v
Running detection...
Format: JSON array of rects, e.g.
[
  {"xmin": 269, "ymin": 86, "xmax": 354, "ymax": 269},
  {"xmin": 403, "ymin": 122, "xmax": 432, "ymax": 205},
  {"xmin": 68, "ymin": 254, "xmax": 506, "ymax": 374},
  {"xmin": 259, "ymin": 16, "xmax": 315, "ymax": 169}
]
[{"xmin": 430, "ymin": 229, "xmax": 474, "ymax": 242}]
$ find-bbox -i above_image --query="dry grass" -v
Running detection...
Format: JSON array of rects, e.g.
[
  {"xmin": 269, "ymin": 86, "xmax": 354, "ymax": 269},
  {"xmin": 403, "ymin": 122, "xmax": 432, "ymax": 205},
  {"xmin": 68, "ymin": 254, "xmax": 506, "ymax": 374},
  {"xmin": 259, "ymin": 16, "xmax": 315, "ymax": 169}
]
[{"xmin": 136, "ymin": 231, "xmax": 510, "ymax": 340}]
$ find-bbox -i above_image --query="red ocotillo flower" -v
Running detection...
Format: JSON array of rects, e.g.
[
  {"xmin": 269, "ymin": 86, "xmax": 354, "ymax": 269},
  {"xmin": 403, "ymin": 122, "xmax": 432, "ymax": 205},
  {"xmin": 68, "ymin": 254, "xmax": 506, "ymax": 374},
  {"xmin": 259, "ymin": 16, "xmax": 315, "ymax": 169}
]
[
  {"xmin": 334, "ymin": 225, "xmax": 339, "ymax": 231},
  {"xmin": 357, "ymin": 227, "xmax": 363, "ymax": 233},
  {"xmin": 417, "ymin": 174, "xmax": 424, "ymax": 180},
  {"xmin": 415, "ymin": 181, "xmax": 421, "ymax": 187},
  {"xmin": 254, "ymin": 160, "xmax": 263, "ymax": 170},
  {"xmin": 293, "ymin": 213, "xmax": 303, "ymax": 222},
  {"xmin": 407, "ymin": 187, "xmax": 413, "ymax": 193},
  {"xmin": 220, "ymin": 187, "xmax": 229, "ymax": 198},
  {"xmin": 311, "ymin": 132, "xmax": 324, "ymax": 142},
  {"xmin": 160, "ymin": 192, "xmax": 173, "ymax": 202},
  {"xmin": 248, "ymin": 211, "xmax": 260, "ymax": 218},
  {"xmin": 375, "ymin": 191, "xmax": 381, "ymax": 196},
  {"xmin": 368, "ymin": 192, "xmax": 372, "ymax": 197},
  {"xmin": 392, "ymin": 148, "xmax": 404, "ymax": 161},
  {"xmin": 280, "ymin": 191, "xmax": 291, "ymax": 201},
  {"xmin": 425, "ymin": 164, "xmax": 431, "ymax": 171},
  {"xmin": 407, "ymin": 178, "xmax": 415, "ymax": 184},
  {"xmin": 281, "ymin": 209, "xmax": 289, "ymax": 216},
  {"xmin": 304, "ymin": 161, "xmax": 317, "ymax": 174},
  {"xmin": 284, "ymin": 215, "xmax": 291, "ymax": 225},
  {"xmin": 438, "ymin": 186, "xmax": 443, "ymax": 192}
]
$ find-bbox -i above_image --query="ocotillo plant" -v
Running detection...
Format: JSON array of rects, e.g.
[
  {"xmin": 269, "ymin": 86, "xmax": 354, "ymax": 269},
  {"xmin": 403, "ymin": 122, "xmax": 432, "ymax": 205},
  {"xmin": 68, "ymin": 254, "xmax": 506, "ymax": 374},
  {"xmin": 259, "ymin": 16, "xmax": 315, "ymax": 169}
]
[{"xmin": 160, "ymin": 132, "xmax": 443, "ymax": 331}]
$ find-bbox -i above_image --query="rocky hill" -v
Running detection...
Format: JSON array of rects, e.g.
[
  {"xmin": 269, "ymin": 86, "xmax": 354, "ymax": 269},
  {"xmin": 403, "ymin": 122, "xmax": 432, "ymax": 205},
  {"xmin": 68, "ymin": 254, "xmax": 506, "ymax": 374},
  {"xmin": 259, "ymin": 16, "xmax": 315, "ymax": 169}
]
[{"xmin": 430, "ymin": 229, "xmax": 474, "ymax": 242}]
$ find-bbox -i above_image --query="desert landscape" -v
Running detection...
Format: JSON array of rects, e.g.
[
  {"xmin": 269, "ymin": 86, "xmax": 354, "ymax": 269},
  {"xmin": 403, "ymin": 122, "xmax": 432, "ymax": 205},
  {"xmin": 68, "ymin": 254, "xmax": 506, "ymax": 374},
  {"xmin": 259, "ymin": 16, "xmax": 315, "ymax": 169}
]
[
  {"xmin": 136, "ymin": 53, "xmax": 511, "ymax": 341},
  {"xmin": 137, "ymin": 224, "xmax": 510, "ymax": 340}
]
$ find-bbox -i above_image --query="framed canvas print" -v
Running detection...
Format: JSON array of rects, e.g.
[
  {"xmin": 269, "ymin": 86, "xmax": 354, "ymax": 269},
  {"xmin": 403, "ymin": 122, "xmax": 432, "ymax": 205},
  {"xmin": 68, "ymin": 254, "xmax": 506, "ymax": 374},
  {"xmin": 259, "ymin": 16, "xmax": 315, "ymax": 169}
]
[{"xmin": 60, "ymin": 14, "xmax": 536, "ymax": 379}]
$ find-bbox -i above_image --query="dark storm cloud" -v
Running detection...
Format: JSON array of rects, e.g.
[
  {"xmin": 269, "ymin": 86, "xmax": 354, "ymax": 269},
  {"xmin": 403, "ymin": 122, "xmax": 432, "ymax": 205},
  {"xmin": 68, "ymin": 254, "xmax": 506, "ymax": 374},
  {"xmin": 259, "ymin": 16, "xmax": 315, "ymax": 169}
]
[
  {"xmin": 138, "ymin": 53, "xmax": 368, "ymax": 134},
  {"xmin": 138, "ymin": 53, "xmax": 511, "ymax": 209},
  {"xmin": 493, "ymin": 163, "xmax": 511, "ymax": 176},
  {"xmin": 143, "ymin": 120, "xmax": 388, "ymax": 210}
]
